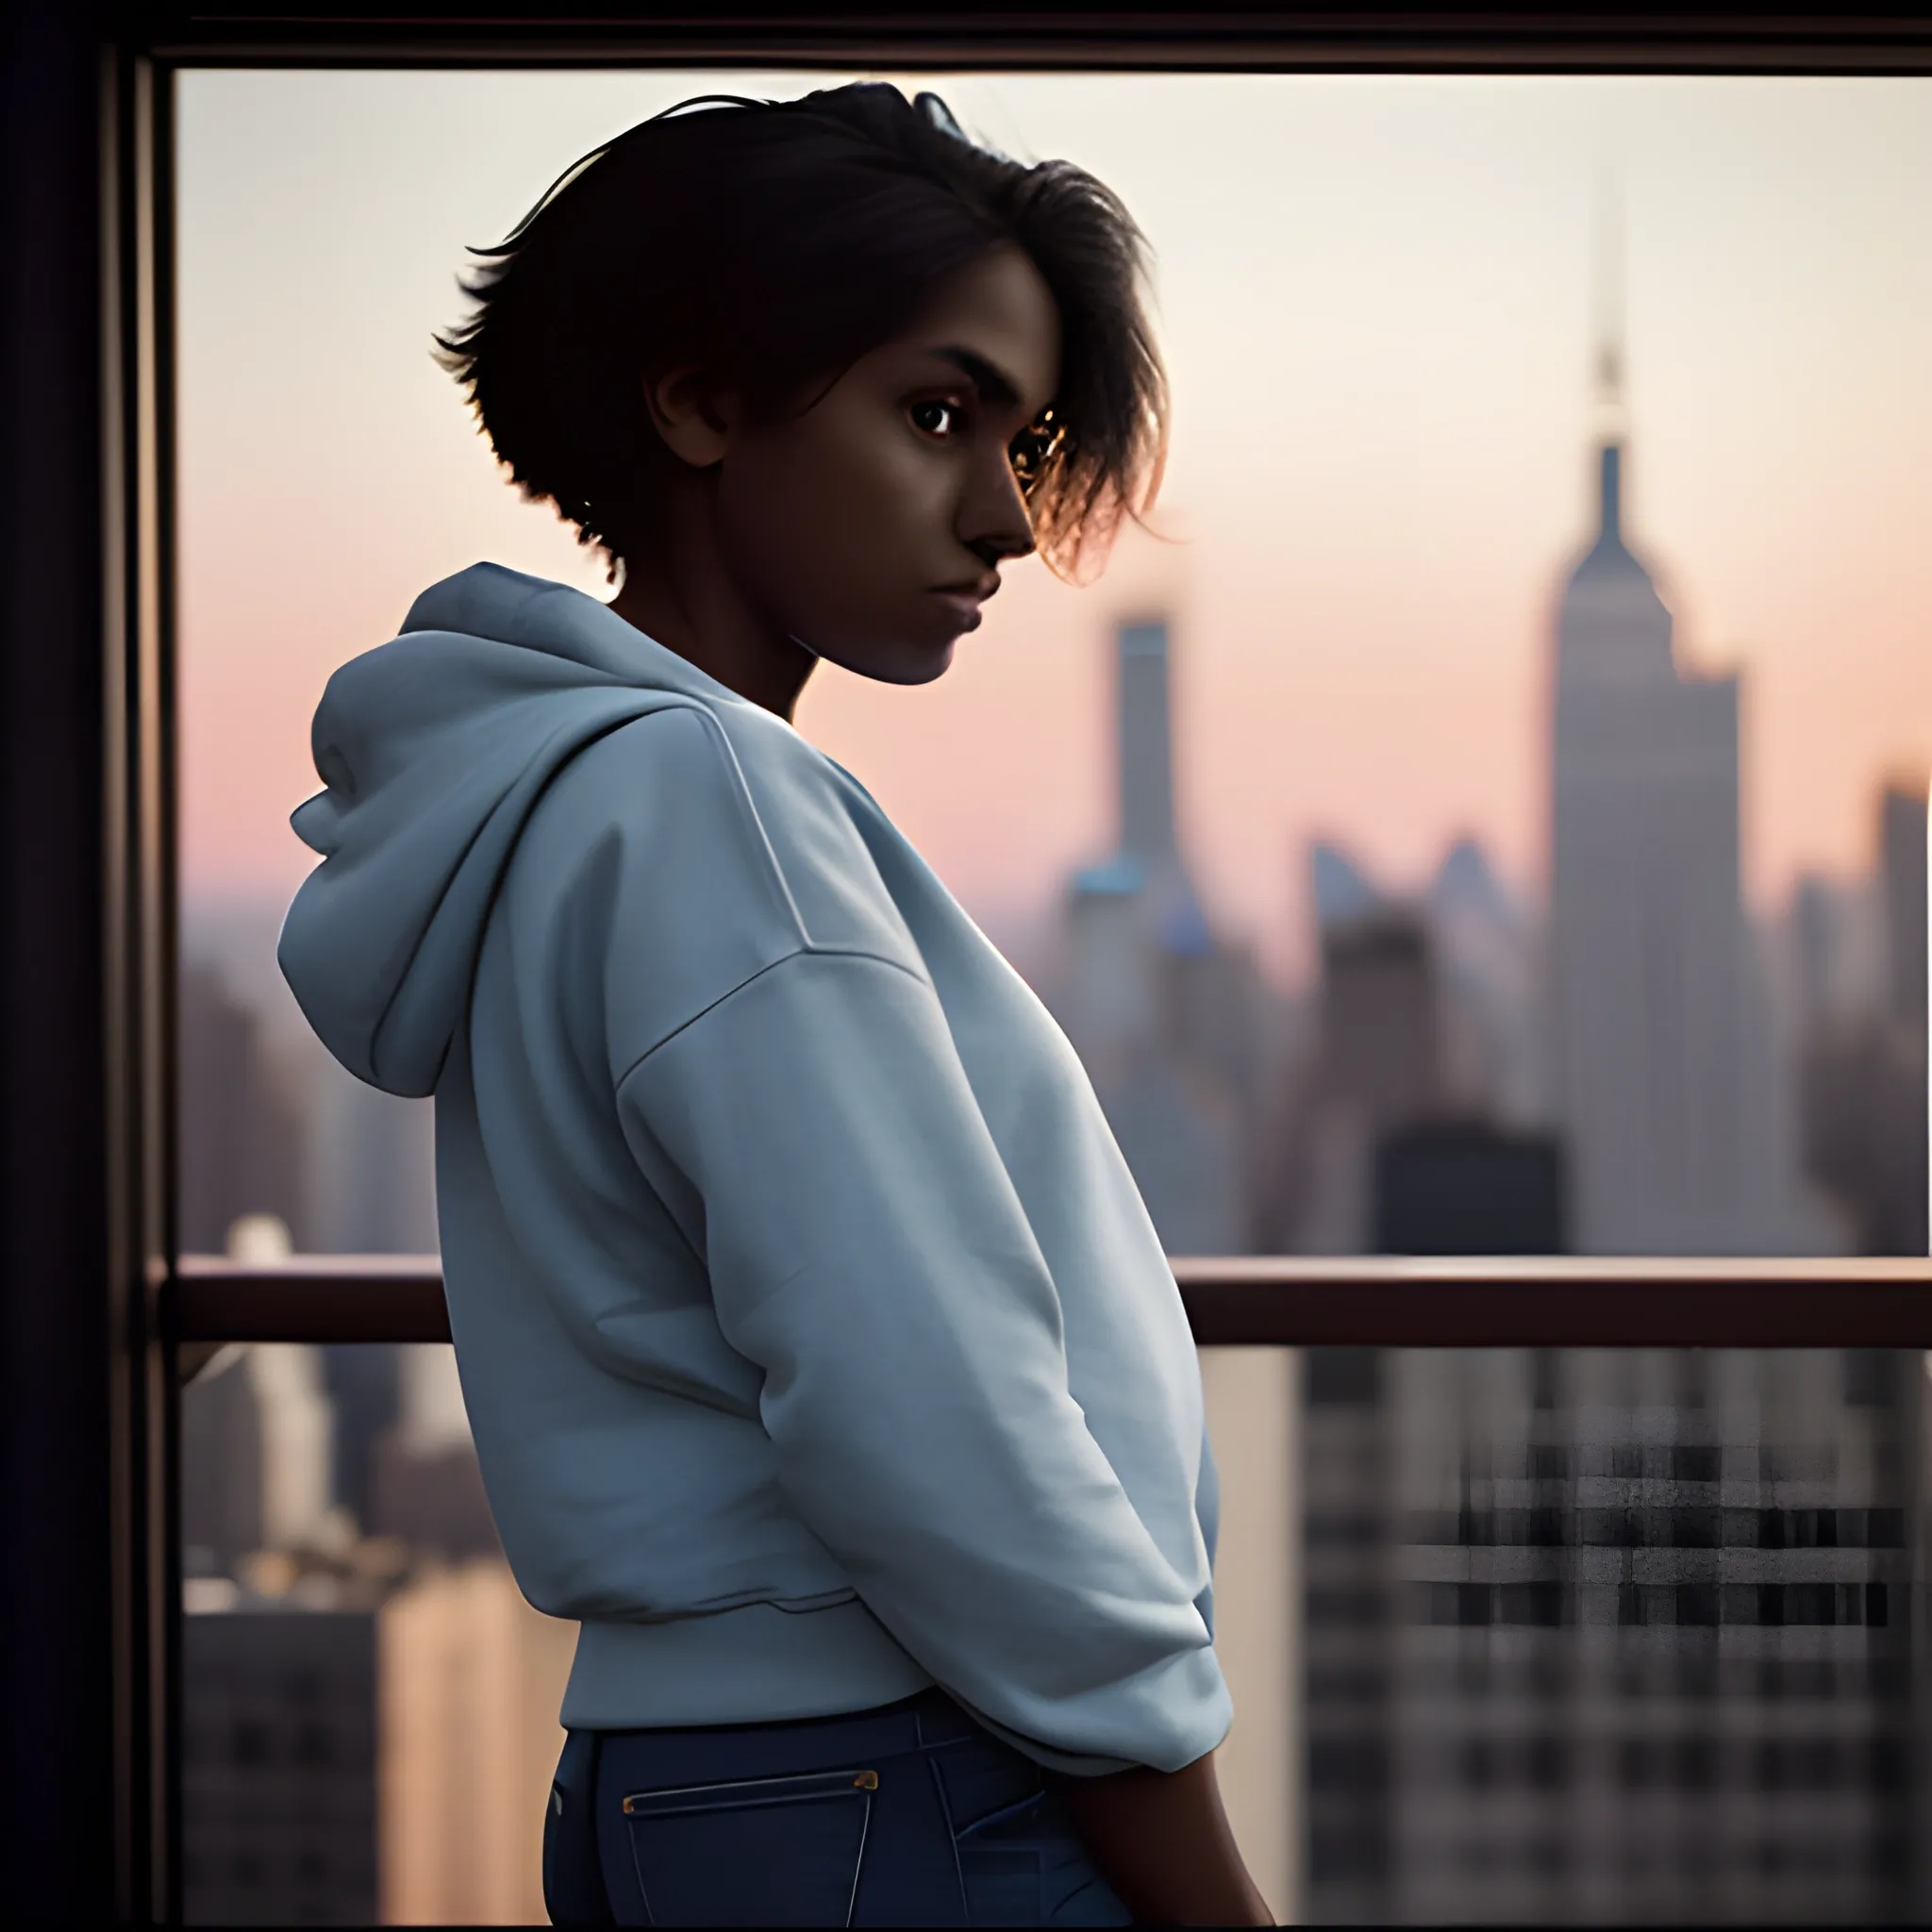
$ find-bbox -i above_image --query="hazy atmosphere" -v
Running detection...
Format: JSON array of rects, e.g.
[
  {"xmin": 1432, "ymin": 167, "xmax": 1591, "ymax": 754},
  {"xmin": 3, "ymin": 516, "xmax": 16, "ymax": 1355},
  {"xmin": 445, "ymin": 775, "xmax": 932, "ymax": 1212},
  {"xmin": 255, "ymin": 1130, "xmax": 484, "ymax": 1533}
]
[
  {"xmin": 171, "ymin": 69, "xmax": 1932, "ymax": 1928},
  {"xmin": 177, "ymin": 68, "xmax": 1931, "ymax": 977}
]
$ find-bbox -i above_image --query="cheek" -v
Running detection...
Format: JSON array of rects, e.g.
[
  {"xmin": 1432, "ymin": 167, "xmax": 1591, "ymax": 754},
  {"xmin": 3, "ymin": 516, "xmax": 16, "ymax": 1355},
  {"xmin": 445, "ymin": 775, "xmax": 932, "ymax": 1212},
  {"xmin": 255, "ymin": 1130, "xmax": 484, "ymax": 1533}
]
[{"xmin": 717, "ymin": 421, "xmax": 953, "ymax": 633}]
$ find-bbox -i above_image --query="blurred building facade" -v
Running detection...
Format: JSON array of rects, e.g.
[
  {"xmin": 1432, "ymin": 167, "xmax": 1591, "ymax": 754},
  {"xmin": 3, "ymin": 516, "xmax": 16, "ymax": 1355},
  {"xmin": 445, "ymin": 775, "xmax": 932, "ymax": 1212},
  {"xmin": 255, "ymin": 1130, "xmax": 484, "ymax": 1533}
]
[
  {"xmin": 174, "ymin": 358, "xmax": 1930, "ymax": 1926},
  {"xmin": 1794, "ymin": 782, "xmax": 1929, "ymax": 1256},
  {"xmin": 1300, "ymin": 351, "xmax": 1925, "ymax": 1922},
  {"xmin": 181, "ymin": 902, "xmax": 440, "ymax": 1261},
  {"xmin": 178, "ymin": 959, "xmax": 307, "ymax": 1254},
  {"xmin": 379, "ymin": 1560, "xmax": 577, "ymax": 1926},
  {"xmin": 1047, "ymin": 617, "xmax": 1275, "ymax": 1254},
  {"xmin": 1304, "ymin": 1344, "xmax": 1922, "ymax": 1925},
  {"xmin": 180, "ymin": 1334, "xmax": 571, "ymax": 1926},
  {"xmin": 1548, "ymin": 404, "xmax": 1798, "ymax": 1255},
  {"xmin": 1264, "ymin": 840, "xmax": 1553, "ymax": 1256},
  {"xmin": 182, "ymin": 1607, "xmax": 378, "ymax": 1926}
]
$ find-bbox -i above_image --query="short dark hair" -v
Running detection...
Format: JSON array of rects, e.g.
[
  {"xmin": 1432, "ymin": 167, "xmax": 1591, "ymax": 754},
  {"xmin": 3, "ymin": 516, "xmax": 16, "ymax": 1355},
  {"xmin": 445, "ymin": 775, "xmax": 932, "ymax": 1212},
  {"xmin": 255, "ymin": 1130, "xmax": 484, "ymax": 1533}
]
[{"xmin": 435, "ymin": 83, "xmax": 1166, "ymax": 578}]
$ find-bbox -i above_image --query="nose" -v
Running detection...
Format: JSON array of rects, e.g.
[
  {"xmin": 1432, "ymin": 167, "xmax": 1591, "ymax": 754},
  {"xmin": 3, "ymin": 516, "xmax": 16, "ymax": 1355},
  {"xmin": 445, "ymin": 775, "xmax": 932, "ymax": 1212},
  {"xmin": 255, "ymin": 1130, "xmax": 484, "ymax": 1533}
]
[{"xmin": 959, "ymin": 444, "xmax": 1038, "ymax": 568}]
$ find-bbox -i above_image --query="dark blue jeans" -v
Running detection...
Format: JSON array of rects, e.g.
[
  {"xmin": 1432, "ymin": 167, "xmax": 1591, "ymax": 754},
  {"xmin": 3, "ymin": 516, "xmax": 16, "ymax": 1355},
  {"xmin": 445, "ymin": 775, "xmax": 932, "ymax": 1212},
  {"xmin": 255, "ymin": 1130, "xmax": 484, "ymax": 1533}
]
[{"xmin": 542, "ymin": 1688, "xmax": 1131, "ymax": 1926}]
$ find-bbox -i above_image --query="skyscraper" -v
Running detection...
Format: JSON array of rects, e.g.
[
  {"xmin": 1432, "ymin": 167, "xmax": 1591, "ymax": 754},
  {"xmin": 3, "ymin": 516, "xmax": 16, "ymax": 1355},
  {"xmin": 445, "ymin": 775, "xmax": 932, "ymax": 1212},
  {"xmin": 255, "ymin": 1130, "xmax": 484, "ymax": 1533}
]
[
  {"xmin": 1548, "ymin": 361, "xmax": 1792, "ymax": 1253},
  {"xmin": 178, "ymin": 958, "xmax": 306, "ymax": 1254},
  {"xmin": 182, "ymin": 1607, "xmax": 378, "ymax": 1924},
  {"xmin": 1267, "ymin": 839, "xmax": 1548, "ymax": 1255},
  {"xmin": 1117, "ymin": 619, "xmax": 1183, "ymax": 873},
  {"xmin": 1301, "ymin": 315, "xmax": 1921, "ymax": 1924},
  {"xmin": 1796, "ymin": 782, "xmax": 1928, "ymax": 1255},
  {"xmin": 1879, "ymin": 784, "xmax": 1927, "ymax": 1036},
  {"xmin": 1054, "ymin": 617, "xmax": 1252, "ymax": 1254}
]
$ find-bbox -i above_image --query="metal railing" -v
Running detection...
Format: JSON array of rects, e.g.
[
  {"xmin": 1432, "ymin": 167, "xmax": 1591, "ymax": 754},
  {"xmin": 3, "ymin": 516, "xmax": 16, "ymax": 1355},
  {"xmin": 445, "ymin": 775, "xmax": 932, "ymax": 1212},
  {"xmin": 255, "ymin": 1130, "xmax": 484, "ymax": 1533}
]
[{"xmin": 169, "ymin": 1253, "xmax": 1932, "ymax": 1349}]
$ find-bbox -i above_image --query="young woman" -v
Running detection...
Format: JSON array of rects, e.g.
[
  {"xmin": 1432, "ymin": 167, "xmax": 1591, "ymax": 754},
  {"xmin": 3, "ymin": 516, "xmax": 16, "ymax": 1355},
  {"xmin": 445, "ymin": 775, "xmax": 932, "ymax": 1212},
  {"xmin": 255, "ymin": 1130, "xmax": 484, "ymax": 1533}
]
[{"xmin": 279, "ymin": 83, "xmax": 1272, "ymax": 1927}]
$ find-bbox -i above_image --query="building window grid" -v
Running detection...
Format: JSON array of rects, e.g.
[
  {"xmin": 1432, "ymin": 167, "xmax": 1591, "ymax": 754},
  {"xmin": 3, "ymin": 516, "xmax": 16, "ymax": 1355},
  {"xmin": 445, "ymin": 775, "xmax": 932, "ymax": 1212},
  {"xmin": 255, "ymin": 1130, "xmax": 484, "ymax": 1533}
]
[{"xmin": 1304, "ymin": 1341, "xmax": 1924, "ymax": 1922}]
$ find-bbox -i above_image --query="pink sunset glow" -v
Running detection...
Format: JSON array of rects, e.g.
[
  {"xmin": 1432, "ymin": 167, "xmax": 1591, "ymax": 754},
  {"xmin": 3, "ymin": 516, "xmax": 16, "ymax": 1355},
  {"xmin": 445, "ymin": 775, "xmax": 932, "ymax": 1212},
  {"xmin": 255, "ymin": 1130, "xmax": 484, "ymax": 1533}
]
[{"xmin": 177, "ymin": 70, "xmax": 1932, "ymax": 981}]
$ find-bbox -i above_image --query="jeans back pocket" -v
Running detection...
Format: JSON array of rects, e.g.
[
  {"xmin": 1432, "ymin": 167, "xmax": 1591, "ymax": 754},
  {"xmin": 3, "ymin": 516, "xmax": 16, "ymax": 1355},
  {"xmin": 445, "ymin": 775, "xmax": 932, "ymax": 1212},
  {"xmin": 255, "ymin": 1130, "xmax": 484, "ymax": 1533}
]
[
  {"xmin": 620, "ymin": 1767, "xmax": 877, "ymax": 1927},
  {"xmin": 950, "ymin": 1784, "xmax": 1130, "ymax": 1926}
]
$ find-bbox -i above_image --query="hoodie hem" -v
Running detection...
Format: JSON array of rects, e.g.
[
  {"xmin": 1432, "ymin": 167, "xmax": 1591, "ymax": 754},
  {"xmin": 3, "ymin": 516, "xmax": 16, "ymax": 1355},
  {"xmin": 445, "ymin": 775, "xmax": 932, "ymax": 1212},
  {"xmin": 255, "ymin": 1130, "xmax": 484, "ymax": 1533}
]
[{"xmin": 559, "ymin": 1595, "xmax": 936, "ymax": 1731}]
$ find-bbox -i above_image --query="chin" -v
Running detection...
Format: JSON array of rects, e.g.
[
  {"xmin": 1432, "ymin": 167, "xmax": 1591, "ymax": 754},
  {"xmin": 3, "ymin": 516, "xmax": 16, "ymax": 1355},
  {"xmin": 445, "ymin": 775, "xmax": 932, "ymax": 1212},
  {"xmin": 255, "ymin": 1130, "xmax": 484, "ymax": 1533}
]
[
  {"xmin": 820, "ymin": 635, "xmax": 958, "ymax": 687},
  {"xmin": 890, "ymin": 640, "xmax": 958, "ymax": 686}
]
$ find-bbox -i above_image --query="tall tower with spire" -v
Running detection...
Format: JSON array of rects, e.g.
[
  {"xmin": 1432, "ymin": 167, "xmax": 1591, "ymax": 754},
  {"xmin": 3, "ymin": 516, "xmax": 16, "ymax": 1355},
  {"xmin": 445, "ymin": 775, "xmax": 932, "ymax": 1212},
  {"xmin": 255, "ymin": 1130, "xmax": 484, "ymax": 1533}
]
[
  {"xmin": 1547, "ymin": 311, "xmax": 1789, "ymax": 1250},
  {"xmin": 1053, "ymin": 616, "xmax": 1247, "ymax": 1253},
  {"xmin": 1118, "ymin": 620, "xmax": 1180, "ymax": 869}
]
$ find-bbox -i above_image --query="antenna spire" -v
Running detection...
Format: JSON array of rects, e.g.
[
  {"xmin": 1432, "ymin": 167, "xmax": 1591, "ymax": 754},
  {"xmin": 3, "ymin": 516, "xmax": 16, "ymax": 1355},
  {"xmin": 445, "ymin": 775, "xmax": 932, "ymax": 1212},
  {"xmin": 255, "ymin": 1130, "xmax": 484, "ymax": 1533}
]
[{"xmin": 1591, "ymin": 175, "xmax": 1628, "ymax": 436}]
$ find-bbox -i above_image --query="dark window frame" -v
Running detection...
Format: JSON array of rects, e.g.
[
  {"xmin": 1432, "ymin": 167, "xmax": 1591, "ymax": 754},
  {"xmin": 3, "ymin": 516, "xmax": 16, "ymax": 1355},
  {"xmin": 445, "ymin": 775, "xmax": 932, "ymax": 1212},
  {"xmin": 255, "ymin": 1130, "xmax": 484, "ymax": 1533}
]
[
  {"xmin": 174, "ymin": 1253, "xmax": 1932, "ymax": 1349},
  {"xmin": 7, "ymin": 6, "xmax": 1929, "ymax": 1923}
]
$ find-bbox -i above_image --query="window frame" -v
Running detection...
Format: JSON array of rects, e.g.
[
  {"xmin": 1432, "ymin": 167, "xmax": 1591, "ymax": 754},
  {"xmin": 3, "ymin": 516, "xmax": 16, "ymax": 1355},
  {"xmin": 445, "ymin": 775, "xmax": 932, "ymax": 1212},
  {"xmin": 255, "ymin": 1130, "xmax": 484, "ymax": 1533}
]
[
  {"xmin": 173, "ymin": 1253, "xmax": 1932, "ymax": 1348},
  {"xmin": 19, "ymin": 6, "xmax": 1931, "ymax": 1922}
]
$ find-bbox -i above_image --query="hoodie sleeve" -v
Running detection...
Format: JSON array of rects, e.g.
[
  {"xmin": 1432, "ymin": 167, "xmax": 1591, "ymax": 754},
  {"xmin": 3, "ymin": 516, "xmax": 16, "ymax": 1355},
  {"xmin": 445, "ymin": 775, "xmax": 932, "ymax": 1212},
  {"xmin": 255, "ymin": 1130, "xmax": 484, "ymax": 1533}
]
[
  {"xmin": 1195, "ymin": 1424, "xmax": 1221, "ymax": 1641},
  {"xmin": 612, "ymin": 945, "xmax": 1230, "ymax": 1775}
]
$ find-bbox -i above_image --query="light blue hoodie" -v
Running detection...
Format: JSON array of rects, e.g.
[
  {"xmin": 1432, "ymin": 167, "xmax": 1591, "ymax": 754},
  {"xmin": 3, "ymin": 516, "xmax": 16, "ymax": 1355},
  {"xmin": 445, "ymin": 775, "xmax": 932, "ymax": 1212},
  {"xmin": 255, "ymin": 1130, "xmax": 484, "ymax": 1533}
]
[{"xmin": 279, "ymin": 562, "xmax": 1230, "ymax": 1774}]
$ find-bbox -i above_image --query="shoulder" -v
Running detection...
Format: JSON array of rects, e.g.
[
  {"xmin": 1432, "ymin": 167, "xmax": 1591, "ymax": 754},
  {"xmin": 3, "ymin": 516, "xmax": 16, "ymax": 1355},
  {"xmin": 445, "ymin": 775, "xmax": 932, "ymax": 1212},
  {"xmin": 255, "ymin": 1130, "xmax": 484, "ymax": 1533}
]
[
  {"xmin": 558, "ymin": 697, "xmax": 845, "ymax": 828},
  {"xmin": 495, "ymin": 703, "xmax": 812, "ymax": 1072},
  {"xmin": 564, "ymin": 698, "xmax": 753, "ymax": 799},
  {"xmin": 520, "ymin": 693, "xmax": 919, "ymax": 956},
  {"xmin": 577, "ymin": 700, "xmax": 917, "ymax": 953},
  {"xmin": 519, "ymin": 701, "xmax": 798, "ymax": 920}
]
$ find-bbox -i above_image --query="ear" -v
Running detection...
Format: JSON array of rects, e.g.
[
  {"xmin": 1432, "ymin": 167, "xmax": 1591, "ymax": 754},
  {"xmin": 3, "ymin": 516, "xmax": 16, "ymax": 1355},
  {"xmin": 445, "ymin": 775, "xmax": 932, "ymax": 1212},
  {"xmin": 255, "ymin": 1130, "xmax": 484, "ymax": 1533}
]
[{"xmin": 642, "ymin": 364, "xmax": 737, "ymax": 469}]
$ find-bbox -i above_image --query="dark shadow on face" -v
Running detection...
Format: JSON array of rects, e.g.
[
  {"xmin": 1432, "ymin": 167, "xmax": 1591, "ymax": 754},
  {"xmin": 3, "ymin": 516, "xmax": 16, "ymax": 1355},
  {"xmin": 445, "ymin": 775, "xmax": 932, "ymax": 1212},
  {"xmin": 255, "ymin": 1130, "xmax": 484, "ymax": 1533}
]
[{"xmin": 713, "ymin": 244, "xmax": 1062, "ymax": 686}]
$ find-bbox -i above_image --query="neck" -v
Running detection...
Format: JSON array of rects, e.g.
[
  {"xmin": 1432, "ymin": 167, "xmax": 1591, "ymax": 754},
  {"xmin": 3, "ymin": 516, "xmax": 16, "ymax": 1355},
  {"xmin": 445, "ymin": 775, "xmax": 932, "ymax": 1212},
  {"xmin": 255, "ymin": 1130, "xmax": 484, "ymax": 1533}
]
[{"xmin": 607, "ymin": 478, "xmax": 818, "ymax": 722}]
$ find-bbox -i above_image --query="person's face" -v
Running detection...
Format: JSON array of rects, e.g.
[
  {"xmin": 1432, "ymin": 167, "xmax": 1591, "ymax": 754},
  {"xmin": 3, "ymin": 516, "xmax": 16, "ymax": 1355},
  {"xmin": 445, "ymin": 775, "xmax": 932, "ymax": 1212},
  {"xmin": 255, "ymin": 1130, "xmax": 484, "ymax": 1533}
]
[{"xmin": 712, "ymin": 245, "xmax": 1062, "ymax": 684}]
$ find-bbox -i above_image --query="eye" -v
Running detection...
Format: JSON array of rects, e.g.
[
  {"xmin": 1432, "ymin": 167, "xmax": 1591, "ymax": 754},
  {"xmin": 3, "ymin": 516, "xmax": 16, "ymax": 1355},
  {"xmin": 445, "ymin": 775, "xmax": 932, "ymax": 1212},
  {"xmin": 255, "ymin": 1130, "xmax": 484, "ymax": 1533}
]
[
  {"xmin": 1008, "ymin": 407, "xmax": 1065, "ymax": 497},
  {"xmin": 908, "ymin": 398, "xmax": 965, "ymax": 439}
]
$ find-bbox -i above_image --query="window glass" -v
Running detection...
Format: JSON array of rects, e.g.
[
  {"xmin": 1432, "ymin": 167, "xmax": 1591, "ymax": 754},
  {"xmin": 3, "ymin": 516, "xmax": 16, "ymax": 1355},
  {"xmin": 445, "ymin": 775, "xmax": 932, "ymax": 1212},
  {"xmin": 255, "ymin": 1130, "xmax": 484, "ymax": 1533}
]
[
  {"xmin": 175, "ymin": 65, "xmax": 1932, "ymax": 1924},
  {"xmin": 1302, "ymin": 1346, "xmax": 1924, "ymax": 1924},
  {"xmin": 181, "ymin": 1343, "xmax": 572, "ymax": 1924},
  {"xmin": 177, "ymin": 67, "xmax": 1930, "ymax": 1263},
  {"xmin": 178, "ymin": 1341, "xmax": 1929, "ymax": 1923}
]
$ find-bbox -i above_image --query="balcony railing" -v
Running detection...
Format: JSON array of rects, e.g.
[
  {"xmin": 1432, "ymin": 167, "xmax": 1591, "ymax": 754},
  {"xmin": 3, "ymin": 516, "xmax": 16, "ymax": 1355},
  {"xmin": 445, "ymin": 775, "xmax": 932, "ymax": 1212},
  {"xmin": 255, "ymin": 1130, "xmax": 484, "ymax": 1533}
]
[{"xmin": 168, "ymin": 1254, "xmax": 1932, "ymax": 1348}]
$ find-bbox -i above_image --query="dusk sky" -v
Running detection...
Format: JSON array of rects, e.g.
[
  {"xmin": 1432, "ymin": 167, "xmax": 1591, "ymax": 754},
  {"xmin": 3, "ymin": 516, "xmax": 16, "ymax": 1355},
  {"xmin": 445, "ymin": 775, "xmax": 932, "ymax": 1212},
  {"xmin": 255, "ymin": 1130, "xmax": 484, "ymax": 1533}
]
[{"xmin": 177, "ymin": 69, "xmax": 1931, "ymax": 979}]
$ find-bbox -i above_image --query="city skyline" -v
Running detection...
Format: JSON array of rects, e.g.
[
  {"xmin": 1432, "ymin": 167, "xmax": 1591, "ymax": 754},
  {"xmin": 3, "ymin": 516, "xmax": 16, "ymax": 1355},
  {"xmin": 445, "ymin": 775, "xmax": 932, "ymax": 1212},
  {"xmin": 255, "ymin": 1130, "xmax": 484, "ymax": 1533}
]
[
  {"xmin": 176, "ymin": 70, "xmax": 1932, "ymax": 982},
  {"xmin": 165, "ymin": 75, "xmax": 1929, "ymax": 1925}
]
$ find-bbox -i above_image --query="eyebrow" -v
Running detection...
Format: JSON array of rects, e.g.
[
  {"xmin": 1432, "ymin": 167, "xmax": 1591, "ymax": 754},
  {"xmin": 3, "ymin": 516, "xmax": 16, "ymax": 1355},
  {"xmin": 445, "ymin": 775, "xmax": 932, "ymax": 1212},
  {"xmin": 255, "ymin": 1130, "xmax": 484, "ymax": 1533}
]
[{"xmin": 929, "ymin": 344, "xmax": 1022, "ymax": 409}]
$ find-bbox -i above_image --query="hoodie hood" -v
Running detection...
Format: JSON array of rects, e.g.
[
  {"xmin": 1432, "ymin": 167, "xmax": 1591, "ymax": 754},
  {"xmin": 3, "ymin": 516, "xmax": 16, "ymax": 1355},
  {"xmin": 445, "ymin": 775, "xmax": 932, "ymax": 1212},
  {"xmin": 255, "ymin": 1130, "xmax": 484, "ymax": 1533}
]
[{"xmin": 278, "ymin": 563, "xmax": 749, "ymax": 1098}]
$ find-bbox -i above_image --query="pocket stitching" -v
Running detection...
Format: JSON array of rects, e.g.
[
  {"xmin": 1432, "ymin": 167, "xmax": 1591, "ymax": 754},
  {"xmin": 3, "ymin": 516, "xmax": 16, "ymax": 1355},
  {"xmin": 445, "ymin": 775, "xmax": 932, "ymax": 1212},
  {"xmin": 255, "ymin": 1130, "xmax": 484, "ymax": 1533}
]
[
  {"xmin": 842, "ymin": 1781, "xmax": 874, "ymax": 1928},
  {"xmin": 927, "ymin": 1755, "xmax": 971, "ymax": 1920},
  {"xmin": 952, "ymin": 1786, "xmax": 1050, "ymax": 1843},
  {"xmin": 621, "ymin": 1769, "xmax": 875, "ymax": 1927},
  {"xmin": 623, "ymin": 1767, "xmax": 877, "ymax": 1815}
]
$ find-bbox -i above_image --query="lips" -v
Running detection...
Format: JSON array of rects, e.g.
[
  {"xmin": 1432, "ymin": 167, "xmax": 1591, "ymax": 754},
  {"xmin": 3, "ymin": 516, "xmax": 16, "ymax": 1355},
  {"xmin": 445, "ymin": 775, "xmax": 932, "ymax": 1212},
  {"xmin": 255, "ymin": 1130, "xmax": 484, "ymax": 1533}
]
[{"xmin": 930, "ymin": 576, "xmax": 999, "ymax": 631}]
